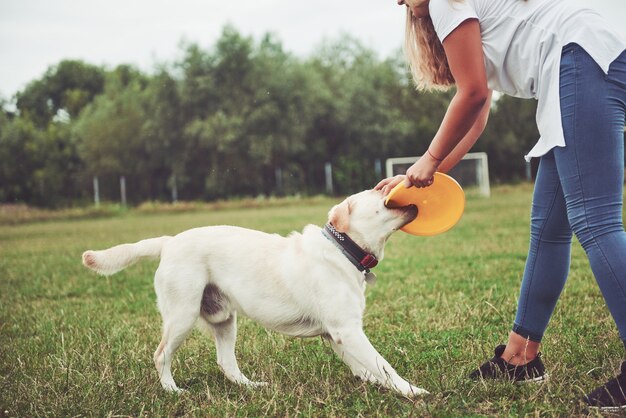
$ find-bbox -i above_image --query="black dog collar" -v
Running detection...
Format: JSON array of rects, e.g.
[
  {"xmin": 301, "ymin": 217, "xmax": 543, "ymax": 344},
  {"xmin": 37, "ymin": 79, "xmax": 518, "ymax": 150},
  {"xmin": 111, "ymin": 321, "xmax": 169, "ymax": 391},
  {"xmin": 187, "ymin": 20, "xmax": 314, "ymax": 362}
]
[{"xmin": 321, "ymin": 223, "xmax": 378, "ymax": 273}]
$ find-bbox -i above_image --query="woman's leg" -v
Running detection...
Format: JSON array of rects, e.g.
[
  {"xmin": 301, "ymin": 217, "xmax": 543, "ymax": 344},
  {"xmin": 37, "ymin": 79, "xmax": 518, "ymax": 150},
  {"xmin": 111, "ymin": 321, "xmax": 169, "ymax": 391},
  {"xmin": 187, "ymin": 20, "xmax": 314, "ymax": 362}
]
[
  {"xmin": 502, "ymin": 152, "xmax": 573, "ymax": 364},
  {"xmin": 553, "ymin": 44, "xmax": 626, "ymax": 346},
  {"xmin": 502, "ymin": 44, "xmax": 626, "ymax": 364}
]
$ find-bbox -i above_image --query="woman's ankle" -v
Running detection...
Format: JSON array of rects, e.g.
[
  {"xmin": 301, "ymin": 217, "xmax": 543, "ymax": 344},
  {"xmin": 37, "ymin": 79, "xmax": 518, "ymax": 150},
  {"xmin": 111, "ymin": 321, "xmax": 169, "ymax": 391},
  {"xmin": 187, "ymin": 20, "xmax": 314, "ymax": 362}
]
[
  {"xmin": 501, "ymin": 347, "xmax": 537, "ymax": 365},
  {"xmin": 500, "ymin": 331, "xmax": 540, "ymax": 365}
]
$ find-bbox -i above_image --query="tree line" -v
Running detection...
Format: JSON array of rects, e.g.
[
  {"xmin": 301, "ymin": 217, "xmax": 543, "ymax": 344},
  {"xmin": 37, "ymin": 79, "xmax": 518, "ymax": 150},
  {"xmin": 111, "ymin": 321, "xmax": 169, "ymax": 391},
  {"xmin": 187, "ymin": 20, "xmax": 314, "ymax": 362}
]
[{"xmin": 0, "ymin": 25, "xmax": 543, "ymax": 208}]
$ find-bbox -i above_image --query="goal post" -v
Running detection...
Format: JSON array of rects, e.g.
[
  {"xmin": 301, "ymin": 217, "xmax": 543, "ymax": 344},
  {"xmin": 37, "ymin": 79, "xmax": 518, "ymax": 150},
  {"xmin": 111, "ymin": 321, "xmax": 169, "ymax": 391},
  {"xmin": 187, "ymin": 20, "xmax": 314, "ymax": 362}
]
[{"xmin": 385, "ymin": 152, "xmax": 490, "ymax": 197}]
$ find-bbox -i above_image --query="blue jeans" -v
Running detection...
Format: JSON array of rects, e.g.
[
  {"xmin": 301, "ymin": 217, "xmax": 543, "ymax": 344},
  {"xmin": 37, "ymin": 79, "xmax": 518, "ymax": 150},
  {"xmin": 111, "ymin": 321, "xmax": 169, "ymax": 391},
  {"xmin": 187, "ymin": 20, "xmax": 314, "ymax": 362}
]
[{"xmin": 513, "ymin": 44, "xmax": 626, "ymax": 346}]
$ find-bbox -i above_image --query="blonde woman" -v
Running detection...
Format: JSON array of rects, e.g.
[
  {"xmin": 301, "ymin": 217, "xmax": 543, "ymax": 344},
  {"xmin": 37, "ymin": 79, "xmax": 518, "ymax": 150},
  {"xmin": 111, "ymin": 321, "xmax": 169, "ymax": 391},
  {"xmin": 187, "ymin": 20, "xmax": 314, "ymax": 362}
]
[{"xmin": 375, "ymin": 0, "xmax": 626, "ymax": 411}]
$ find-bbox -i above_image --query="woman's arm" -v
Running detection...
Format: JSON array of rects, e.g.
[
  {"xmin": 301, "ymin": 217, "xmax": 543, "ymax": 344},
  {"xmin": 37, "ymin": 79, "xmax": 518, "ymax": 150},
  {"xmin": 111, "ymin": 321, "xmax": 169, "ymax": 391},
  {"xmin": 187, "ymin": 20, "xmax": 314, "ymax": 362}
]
[
  {"xmin": 375, "ymin": 94, "xmax": 490, "ymax": 195},
  {"xmin": 437, "ymin": 89, "xmax": 491, "ymax": 173},
  {"xmin": 404, "ymin": 18, "xmax": 490, "ymax": 187}
]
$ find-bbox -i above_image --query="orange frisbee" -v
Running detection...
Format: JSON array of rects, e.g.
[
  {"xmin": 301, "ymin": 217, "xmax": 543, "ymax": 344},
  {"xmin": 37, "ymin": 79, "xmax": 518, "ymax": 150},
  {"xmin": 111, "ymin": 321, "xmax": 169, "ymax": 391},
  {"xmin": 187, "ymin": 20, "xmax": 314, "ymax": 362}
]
[{"xmin": 384, "ymin": 172, "xmax": 465, "ymax": 236}]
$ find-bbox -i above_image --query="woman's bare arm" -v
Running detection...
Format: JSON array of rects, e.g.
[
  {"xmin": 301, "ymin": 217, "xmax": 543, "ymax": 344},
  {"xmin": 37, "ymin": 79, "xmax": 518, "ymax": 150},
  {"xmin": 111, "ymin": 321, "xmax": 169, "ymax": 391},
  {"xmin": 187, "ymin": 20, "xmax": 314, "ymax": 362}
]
[
  {"xmin": 404, "ymin": 18, "xmax": 490, "ymax": 187},
  {"xmin": 437, "ymin": 89, "xmax": 491, "ymax": 173}
]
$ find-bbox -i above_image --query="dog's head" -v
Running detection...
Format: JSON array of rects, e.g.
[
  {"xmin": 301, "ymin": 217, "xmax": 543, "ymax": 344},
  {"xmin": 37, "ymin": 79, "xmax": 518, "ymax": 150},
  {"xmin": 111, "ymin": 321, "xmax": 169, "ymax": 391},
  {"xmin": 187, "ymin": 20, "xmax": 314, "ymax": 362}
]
[{"xmin": 328, "ymin": 189, "xmax": 417, "ymax": 261}]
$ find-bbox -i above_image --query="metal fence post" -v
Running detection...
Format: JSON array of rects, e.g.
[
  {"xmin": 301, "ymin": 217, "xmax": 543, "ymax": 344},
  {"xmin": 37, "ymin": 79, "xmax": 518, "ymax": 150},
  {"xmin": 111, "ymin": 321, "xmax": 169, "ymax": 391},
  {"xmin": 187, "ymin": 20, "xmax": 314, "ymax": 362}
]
[{"xmin": 93, "ymin": 176, "xmax": 100, "ymax": 207}]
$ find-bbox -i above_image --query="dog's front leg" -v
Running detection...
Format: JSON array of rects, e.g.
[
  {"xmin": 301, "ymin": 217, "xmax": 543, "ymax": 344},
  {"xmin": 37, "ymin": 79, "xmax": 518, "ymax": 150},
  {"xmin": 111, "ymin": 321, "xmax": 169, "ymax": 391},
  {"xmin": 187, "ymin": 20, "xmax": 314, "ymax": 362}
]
[
  {"xmin": 327, "ymin": 338, "xmax": 377, "ymax": 384},
  {"xmin": 328, "ymin": 327, "xmax": 428, "ymax": 398}
]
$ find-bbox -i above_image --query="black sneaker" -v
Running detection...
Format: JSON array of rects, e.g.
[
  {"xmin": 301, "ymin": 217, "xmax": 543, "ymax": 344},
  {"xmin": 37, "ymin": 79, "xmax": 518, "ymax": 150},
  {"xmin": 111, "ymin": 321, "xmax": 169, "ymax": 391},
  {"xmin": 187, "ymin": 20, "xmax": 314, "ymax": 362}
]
[
  {"xmin": 469, "ymin": 344, "xmax": 548, "ymax": 383},
  {"xmin": 584, "ymin": 361, "xmax": 626, "ymax": 412}
]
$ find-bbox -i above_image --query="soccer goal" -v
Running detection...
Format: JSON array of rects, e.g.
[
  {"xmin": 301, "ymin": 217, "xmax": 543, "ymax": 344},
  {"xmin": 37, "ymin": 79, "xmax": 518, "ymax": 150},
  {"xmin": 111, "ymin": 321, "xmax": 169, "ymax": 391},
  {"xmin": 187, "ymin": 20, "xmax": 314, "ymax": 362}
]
[{"xmin": 385, "ymin": 152, "xmax": 490, "ymax": 197}]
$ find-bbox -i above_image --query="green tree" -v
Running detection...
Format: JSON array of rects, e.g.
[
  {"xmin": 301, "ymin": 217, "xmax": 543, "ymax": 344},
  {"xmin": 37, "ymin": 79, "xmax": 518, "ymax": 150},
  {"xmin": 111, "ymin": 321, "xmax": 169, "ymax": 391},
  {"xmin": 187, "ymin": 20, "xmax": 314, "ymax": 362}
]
[
  {"xmin": 74, "ymin": 65, "xmax": 150, "ymax": 203},
  {"xmin": 479, "ymin": 96, "xmax": 539, "ymax": 182},
  {"xmin": 141, "ymin": 69, "xmax": 184, "ymax": 200},
  {"xmin": 16, "ymin": 60, "xmax": 105, "ymax": 128},
  {"xmin": 3, "ymin": 24, "xmax": 547, "ymax": 207},
  {"xmin": 0, "ymin": 114, "xmax": 82, "ymax": 206}
]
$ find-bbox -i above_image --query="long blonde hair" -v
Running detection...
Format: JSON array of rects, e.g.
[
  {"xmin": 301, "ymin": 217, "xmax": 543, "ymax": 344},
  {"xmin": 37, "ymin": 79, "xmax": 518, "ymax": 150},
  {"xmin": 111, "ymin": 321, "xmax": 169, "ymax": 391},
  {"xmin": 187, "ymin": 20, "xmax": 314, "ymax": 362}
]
[
  {"xmin": 404, "ymin": 9, "xmax": 454, "ymax": 90},
  {"xmin": 405, "ymin": 0, "xmax": 527, "ymax": 90}
]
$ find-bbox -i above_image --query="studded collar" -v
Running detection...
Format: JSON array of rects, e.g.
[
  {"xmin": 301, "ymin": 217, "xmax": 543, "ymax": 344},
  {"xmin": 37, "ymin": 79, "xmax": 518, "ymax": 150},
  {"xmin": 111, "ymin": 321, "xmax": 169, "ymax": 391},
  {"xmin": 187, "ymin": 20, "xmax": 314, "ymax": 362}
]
[{"xmin": 321, "ymin": 223, "xmax": 378, "ymax": 273}]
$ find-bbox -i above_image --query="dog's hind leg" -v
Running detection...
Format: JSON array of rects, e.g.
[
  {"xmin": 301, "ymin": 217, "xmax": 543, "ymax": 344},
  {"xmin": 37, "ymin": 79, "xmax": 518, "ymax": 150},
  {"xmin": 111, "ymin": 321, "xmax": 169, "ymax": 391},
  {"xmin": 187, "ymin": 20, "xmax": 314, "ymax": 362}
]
[
  {"xmin": 154, "ymin": 308, "xmax": 198, "ymax": 392},
  {"xmin": 205, "ymin": 312, "xmax": 268, "ymax": 388},
  {"xmin": 153, "ymin": 265, "xmax": 204, "ymax": 392}
]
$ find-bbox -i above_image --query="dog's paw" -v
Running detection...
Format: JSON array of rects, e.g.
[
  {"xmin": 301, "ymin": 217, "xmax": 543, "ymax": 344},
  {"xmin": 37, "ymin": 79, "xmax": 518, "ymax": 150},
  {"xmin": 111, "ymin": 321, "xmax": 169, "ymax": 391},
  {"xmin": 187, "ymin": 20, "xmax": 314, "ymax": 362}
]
[
  {"xmin": 245, "ymin": 381, "xmax": 269, "ymax": 388},
  {"xmin": 161, "ymin": 383, "xmax": 184, "ymax": 394},
  {"xmin": 405, "ymin": 385, "xmax": 429, "ymax": 397}
]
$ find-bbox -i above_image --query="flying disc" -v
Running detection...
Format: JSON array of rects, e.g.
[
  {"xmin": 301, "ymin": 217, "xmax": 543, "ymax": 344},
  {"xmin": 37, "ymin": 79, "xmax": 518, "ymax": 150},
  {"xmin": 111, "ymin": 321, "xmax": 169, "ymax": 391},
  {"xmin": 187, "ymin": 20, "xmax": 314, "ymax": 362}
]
[{"xmin": 384, "ymin": 172, "xmax": 465, "ymax": 236}]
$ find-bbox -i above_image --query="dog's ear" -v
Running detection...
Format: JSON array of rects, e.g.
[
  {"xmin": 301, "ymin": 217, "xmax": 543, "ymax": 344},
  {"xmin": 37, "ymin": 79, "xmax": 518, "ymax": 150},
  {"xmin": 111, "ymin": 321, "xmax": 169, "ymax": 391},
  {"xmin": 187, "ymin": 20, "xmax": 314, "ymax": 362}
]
[{"xmin": 328, "ymin": 198, "xmax": 352, "ymax": 233}]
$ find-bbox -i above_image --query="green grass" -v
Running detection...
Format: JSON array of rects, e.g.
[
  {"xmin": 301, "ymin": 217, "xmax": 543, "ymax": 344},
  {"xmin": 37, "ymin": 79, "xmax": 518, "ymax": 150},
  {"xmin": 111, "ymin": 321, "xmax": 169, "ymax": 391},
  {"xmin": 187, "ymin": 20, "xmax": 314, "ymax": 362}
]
[{"xmin": 1, "ymin": 184, "xmax": 624, "ymax": 416}]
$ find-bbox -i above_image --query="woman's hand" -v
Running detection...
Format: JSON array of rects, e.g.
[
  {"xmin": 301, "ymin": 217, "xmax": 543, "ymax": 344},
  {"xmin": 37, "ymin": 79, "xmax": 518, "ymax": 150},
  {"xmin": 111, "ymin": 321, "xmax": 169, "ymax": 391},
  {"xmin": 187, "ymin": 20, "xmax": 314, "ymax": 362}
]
[
  {"xmin": 374, "ymin": 150, "xmax": 442, "ymax": 195},
  {"xmin": 405, "ymin": 151, "xmax": 441, "ymax": 188},
  {"xmin": 375, "ymin": 175, "xmax": 408, "ymax": 196}
]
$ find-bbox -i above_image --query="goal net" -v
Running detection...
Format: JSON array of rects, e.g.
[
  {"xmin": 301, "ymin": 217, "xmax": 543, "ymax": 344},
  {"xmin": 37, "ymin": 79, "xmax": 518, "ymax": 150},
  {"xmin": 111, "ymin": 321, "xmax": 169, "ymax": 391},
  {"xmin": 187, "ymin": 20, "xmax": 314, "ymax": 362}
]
[{"xmin": 385, "ymin": 152, "xmax": 490, "ymax": 197}]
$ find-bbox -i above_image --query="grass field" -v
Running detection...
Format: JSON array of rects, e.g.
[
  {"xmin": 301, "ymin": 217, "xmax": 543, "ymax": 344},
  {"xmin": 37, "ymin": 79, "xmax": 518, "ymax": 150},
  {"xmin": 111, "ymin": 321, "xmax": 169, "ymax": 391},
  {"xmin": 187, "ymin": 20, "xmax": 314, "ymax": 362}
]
[{"xmin": 1, "ymin": 184, "xmax": 624, "ymax": 417}]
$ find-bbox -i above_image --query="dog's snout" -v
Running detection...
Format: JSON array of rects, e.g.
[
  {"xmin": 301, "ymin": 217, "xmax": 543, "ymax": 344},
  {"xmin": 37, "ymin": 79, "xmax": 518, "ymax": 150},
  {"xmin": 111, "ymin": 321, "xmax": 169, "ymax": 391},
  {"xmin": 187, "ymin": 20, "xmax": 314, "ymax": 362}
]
[{"xmin": 404, "ymin": 204, "xmax": 418, "ymax": 220}]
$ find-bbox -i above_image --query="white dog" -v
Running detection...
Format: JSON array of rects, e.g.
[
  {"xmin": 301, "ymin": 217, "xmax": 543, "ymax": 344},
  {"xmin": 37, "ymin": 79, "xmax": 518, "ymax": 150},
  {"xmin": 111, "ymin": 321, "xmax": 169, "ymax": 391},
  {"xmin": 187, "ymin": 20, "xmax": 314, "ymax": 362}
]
[{"xmin": 82, "ymin": 189, "xmax": 427, "ymax": 397}]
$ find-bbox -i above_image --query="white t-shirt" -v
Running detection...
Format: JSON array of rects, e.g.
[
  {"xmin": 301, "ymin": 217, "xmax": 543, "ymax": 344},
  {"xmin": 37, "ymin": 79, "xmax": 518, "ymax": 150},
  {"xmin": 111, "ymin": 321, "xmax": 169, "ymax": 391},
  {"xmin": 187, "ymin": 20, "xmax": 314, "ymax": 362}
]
[{"xmin": 428, "ymin": 0, "xmax": 626, "ymax": 161}]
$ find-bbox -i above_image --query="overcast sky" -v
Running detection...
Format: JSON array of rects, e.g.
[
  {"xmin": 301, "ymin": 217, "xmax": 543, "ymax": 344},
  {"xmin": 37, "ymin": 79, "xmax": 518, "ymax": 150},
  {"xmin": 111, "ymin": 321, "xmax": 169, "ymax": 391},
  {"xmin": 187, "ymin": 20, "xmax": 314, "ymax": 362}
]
[{"xmin": 1, "ymin": 0, "xmax": 625, "ymax": 99}]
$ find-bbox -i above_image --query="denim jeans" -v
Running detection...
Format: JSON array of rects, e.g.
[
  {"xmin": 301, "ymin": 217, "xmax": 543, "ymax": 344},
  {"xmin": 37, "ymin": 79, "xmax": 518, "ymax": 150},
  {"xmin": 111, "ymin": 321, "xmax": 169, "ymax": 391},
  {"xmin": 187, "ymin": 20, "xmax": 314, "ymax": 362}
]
[{"xmin": 512, "ymin": 43, "xmax": 626, "ymax": 346}]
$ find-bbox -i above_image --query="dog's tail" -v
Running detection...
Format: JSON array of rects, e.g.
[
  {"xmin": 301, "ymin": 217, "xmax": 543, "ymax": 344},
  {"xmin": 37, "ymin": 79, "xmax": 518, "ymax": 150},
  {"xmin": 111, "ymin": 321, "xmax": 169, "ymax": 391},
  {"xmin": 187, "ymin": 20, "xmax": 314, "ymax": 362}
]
[{"xmin": 82, "ymin": 236, "xmax": 172, "ymax": 276}]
